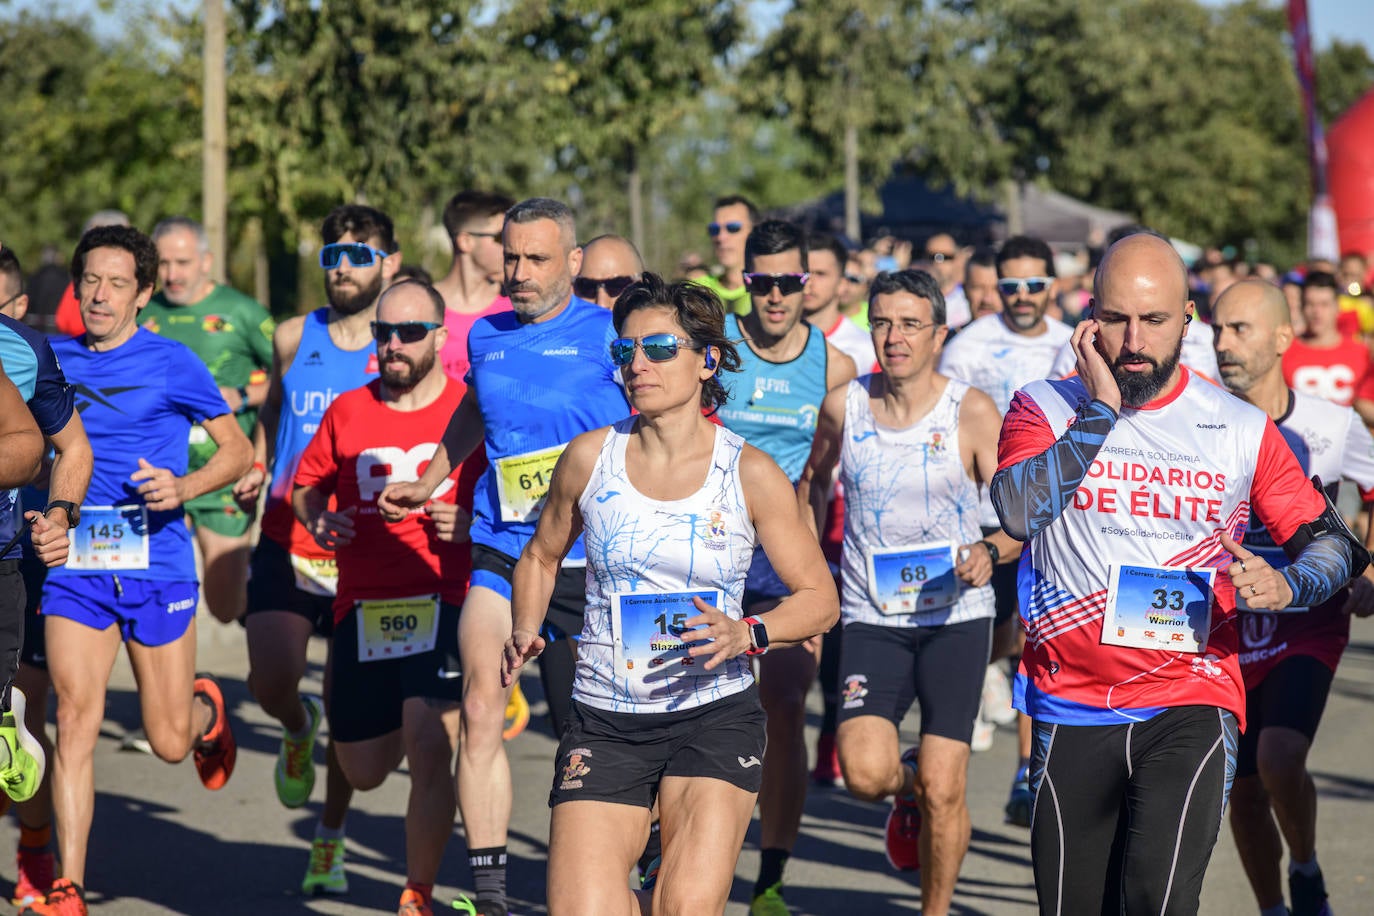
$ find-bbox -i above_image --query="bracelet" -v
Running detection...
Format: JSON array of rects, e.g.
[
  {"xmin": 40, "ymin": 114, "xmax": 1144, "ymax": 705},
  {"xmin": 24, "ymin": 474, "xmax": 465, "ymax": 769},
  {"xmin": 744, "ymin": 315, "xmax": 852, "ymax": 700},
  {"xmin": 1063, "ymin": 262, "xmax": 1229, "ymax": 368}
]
[
  {"xmin": 979, "ymin": 540, "xmax": 1000, "ymax": 565},
  {"xmin": 235, "ymin": 385, "xmax": 252, "ymax": 414},
  {"xmin": 252, "ymin": 461, "xmax": 267, "ymax": 476}
]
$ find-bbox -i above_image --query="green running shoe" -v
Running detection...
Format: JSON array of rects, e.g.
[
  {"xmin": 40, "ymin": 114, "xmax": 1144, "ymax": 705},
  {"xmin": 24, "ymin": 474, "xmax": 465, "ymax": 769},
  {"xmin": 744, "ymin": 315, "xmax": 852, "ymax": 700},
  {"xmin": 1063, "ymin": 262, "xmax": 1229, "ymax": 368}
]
[
  {"xmin": 0, "ymin": 689, "xmax": 45, "ymax": 803},
  {"xmin": 749, "ymin": 882, "xmax": 790, "ymax": 916},
  {"xmin": 275, "ymin": 694, "xmax": 323, "ymax": 808},
  {"xmin": 300, "ymin": 836, "xmax": 348, "ymax": 896}
]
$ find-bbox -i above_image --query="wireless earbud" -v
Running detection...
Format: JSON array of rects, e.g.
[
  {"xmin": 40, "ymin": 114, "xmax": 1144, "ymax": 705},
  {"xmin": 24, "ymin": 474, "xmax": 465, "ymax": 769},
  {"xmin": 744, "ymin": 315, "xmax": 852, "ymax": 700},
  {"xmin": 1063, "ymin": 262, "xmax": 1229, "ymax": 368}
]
[{"xmin": 704, "ymin": 349, "xmax": 717, "ymax": 370}]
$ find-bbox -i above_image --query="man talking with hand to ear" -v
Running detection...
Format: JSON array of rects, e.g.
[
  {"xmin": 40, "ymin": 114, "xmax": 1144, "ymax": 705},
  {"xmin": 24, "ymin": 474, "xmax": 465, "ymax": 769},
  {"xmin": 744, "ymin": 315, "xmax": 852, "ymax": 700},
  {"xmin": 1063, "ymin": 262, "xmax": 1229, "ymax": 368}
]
[{"xmin": 989, "ymin": 232, "xmax": 1368, "ymax": 916}]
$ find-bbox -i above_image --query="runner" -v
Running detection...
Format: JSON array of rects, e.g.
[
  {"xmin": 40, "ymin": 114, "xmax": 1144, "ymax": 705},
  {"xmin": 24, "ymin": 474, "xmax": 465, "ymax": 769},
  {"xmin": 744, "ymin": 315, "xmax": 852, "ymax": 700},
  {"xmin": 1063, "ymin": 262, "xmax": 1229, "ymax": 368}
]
[
  {"xmin": 141, "ymin": 216, "xmax": 274, "ymax": 624},
  {"xmin": 236, "ymin": 204, "xmax": 398, "ymax": 894},
  {"xmin": 713, "ymin": 219, "xmax": 856, "ymax": 915},
  {"xmin": 34, "ymin": 226, "xmax": 251, "ymax": 916},
  {"xmin": 800, "ymin": 269, "xmax": 1019, "ymax": 914},
  {"xmin": 575, "ymin": 235, "xmax": 644, "ymax": 311},
  {"xmin": 433, "ymin": 190, "xmax": 514, "ymax": 385},
  {"xmin": 378, "ymin": 198, "xmax": 629, "ymax": 916},
  {"xmin": 694, "ymin": 195, "xmax": 758, "ymax": 314},
  {"xmin": 292, "ymin": 279, "xmax": 478, "ymax": 916},
  {"xmin": 1281, "ymin": 270, "xmax": 1374, "ymax": 423},
  {"xmin": 1212, "ymin": 279, "xmax": 1374, "ymax": 916},
  {"xmin": 501, "ymin": 273, "xmax": 838, "ymax": 914},
  {"xmin": 0, "ymin": 371, "xmax": 41, "ymax": 485},
  {"xmin": 990, "ymin": 233, "xmax": 1367, "ymax": 916}
]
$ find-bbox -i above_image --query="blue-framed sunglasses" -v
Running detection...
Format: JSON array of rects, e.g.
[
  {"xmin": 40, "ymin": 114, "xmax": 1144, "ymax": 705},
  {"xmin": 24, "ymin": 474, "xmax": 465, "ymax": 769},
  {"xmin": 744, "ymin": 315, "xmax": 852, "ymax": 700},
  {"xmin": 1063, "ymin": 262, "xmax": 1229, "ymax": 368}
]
[
  {"xmin": 610, "ymin": 334, "xmax": 702, "ymax": 367},
  {"xmin": 371, "ymin": 321, "xmax": 442, "ymax": 344},
  {"xmin": 320, "ymin": 242, "xmax": 390, "ymax": 269}
]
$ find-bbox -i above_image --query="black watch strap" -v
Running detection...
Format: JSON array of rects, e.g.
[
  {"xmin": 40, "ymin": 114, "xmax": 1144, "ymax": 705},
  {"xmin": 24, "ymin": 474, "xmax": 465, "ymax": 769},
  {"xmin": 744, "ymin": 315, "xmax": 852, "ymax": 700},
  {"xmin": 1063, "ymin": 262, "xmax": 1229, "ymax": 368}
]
[
  {"xmin": 980, "ymin": 540, "xmax": 1000, "ymax": 565},
  {"xmin": 45, "ymin": 500, "xmax": 80, "ymax": 529}
]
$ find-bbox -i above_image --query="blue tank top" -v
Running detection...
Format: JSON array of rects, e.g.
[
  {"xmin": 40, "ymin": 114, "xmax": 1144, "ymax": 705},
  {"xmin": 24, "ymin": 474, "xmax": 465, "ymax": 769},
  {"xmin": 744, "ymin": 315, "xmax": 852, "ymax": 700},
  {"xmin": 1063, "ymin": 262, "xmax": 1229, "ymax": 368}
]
[
  {"xmin": 263, "ymin": 309, "xmax": 379, "ymax": 546},
  {"xmin": 717, "ymin": 314, "xmax": 829, "ymax": 482}
]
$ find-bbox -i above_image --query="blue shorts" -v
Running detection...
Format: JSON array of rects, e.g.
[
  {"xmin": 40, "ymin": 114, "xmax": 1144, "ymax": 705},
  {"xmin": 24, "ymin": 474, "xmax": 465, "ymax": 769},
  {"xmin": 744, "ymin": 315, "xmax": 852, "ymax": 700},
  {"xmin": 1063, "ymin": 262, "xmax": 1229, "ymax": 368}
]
[
  {"xmin": 743, "ymin": 546, "xmax": 788, "ymax": 607},
  {"xmin": 41, "ymin": 575, "xmax": 199, "ymax": 647}
]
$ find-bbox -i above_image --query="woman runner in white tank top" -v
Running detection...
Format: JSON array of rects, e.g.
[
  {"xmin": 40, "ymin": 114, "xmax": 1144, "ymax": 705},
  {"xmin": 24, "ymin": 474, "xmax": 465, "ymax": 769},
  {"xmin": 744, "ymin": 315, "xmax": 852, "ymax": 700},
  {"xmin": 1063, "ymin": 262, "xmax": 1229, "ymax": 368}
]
[{"xmin": 502, "ymin": 275, "xmax": 838, "ymax": 915}]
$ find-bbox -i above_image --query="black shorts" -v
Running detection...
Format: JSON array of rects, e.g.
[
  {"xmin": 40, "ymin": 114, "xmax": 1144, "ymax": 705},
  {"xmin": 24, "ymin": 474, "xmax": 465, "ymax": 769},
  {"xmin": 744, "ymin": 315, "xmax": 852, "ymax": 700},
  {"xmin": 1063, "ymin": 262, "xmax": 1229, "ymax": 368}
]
[
  {"xmin": 836, "ymin": 618, "xmax": 991, "ymax": 744},
  {"xmin": 328, "ymin": 599, "xmax": 463, "ymax": 742},
  {"xmin": 19, "ymin": 545, "xmax": 47, "ymax": 669},
  {"xmin": 982, "ymin": 525, "xmax": 1018, "ymax": 626},
  {"xmin": 1235, "ymin": 654, "xmax": 1334, "ymax": 779},
  {"xmin": 549, "ymin": 685, "xmax": 766, "ymax": 809},
  {"xmin": 469, "ymin": 543, "xmax": 586, "ymax": 639},
  {"xmin": 244, "ymin": 536, "xmax": 334, "ymax": 637}
]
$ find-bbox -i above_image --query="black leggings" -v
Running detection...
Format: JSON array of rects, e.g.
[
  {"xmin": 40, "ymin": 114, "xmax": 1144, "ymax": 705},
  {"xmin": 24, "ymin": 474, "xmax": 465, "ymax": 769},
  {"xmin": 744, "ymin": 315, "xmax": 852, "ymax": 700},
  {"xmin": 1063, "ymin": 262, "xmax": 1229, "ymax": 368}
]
[
  {"xmin": 0, "ymin": 561, "xmax": 24, "ymax": 711},
  {"xmin": 1029, "ymin": 706, "xmax": 1237, "ymax": 916}
]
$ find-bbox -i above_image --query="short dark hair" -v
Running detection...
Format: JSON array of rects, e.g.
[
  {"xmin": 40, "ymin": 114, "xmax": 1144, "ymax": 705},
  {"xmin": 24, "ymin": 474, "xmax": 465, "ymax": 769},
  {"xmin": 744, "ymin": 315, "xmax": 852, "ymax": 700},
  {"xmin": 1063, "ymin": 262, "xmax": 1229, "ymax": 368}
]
[
  {"xmin": 745, "ymin": 220, "xmax": 808, "ymax": 272},
  {"xmin": 322, "ymin": 204, "xmax": 398, "ymax": 252},
  {"xmin": 71, "ymin": 225, "xmax": 159, "ymax": 292},
  {"xmin": 997, "ymin": 235, "xmax": 1055, "ymax": 278},
  {"xmin": 807, "ymin": 232, "xmax": 849, "ymax": 272},
  {"xmin": 0, "ymin": 248, "xmax": 23, "ymax": 297},
  {"xmin": 964, "ymin": 247, "xmax": 996, "ymax": 282},
  {"xmin": 506, "ymin": 198, "xmax": 578, "ymax": 250},
  {"xmin": 1303, "ymin": 271, "xmax": 1340, "ymax": 295},
  {"xmin": 868, "ymin": 269, "xmax": 946, "ymax": 327},
  {"xmin": 612, "ymin": 272, "xmax": 741, "ymax": 411},
  {"xmin": 379, "ymin": 277, "xmax": 445, "ymax": 322},
  {"xmin": 393, "ymin": 264, "xmax": 434, "ymax": 286},
  {"xmin": 442, "ymin": 190, "xmax": 516, "ymax": 240},
  {"xmin": 713, "ymin": 195, "xmax": 760, "ymax": 223}
]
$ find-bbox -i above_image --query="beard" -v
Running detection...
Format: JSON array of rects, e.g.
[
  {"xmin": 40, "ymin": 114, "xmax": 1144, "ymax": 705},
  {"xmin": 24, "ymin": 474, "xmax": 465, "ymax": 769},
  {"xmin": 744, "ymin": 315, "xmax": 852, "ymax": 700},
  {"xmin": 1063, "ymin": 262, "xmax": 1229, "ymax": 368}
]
[
  {"xmin": 1113, "ymin": 339, "xmax": 1183, "ymax": 408},
  {"xmin": 507, "ymin": 276, "xmax": 571, "ymax": 321},
  {"xmin": 326, "ymin": 271, "xmax": 383, "ymax": 316},
  {"xmin": 380, "ymin": 348, "xmax": 436, "ymax": 393}
]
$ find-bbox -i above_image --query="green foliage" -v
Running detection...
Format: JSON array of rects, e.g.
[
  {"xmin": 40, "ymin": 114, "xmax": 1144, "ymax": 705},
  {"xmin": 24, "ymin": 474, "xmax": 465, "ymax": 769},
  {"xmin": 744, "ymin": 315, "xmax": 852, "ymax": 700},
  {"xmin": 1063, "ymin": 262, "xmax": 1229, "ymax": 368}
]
[{"xmin": 1317, "ymin": 39, "xmax": 1374, "ymax": 127}]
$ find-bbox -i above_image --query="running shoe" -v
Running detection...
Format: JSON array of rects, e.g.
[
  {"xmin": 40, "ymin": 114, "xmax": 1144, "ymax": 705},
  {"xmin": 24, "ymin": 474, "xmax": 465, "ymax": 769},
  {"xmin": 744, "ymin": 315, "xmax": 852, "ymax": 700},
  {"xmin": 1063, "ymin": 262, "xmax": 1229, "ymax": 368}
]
[
  {"xmin": 1004, "ymin": 768, "xmax": 1032, "ymax": 828},
  {"xmin": 0, "ymin": 689, "xmax": 45, "ymax": 803},
  {"xmin": 23, "ymin": 878, "xmax": 85, "ymax": 916},
  {"xmin": 981, "ymin": 663, "xmax": 1018, "ymax": 726},
  {"xmin": 192, "ymin": 673, "xmax": 236, "ymax": 790},
  {"xmin": 450, "ymin": 896, "xmax": 478, "ymax": 915},
  {"xmin": 749, "ymin": 882, "xmax": 789, "ymax": 916},
  {"xmin": 970, "ymin": 714, "xmax": 995, "ymax": 753},
  {"xmin": 118, "ymin": 728, "xmax": 153, "ymax": 755},
  {"xmin": 639, "ymin": 854, "xmax": 661, "ymax": 891},
  {"xmin": 1290, "ymin": 867, "xmax": 1334, "ymax": 916},
  {"xmin": 502, "ymin": 681, "xmax": 530, "ymax": 742},
  {"xmin": 885, "ymin": 746, "xmax": 922, "ymax": 872},
  {"xmin": 300, "ymin": 836, "xmax": 348, "ymax": 895},
  {"xmin": 276, "ymin": 694, "xmax": 324, "ymax": 808},
  {"xmin": 12, "ymin": 846, "xmax": 55, "ymax": 908},
  {"xmin": 810, "ymin": 731, "xmax": 844, "ymax": 787},
  {"xmin": 399, "ymin": 886, "xmax": 433, "ymax": 916}
]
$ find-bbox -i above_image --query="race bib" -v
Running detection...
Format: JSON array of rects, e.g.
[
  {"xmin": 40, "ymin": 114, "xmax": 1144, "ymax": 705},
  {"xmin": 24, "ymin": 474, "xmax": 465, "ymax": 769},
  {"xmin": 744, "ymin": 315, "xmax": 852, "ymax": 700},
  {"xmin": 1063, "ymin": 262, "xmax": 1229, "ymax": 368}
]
[
  {"xmin": 611, "ymin": 589, "xmax": 724, "ymax": 680},
  {"xmin": 290, "ymin": 554, "xmax": 338, "ymax": 597},
  {"xmin": 866, "ymin": 541, "xmax": 960, "ymax": 614},
  {"xmin": 356, "ymin": 595, "xmax": 441, "ymax": 662},
  {"xmin": 68, "ymin": 506, "xmax": 149, "ymax": 571},
  {"xmin": 1101, "ymin": 564, "xmax": 1215, "ymax": 652},
  {"xmin": 493, "ymin": 444, "xmax": 566, "ymax": 523}
]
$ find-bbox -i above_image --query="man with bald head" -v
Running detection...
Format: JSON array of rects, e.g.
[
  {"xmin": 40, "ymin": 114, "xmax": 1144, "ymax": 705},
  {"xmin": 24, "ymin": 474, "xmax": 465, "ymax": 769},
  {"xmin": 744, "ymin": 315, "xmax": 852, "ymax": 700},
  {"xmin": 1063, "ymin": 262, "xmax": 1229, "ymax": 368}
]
[
  {"xmin": 990, "ymin": 234, "xmax": 1368, "ymax": 915},
  {"xmin": 1214, "ymin": 279, "xmax": 1374, "ymax": 916},
  {"xmin": 575, "ymin": 234, "xmax": 643, "ymax": 309}
]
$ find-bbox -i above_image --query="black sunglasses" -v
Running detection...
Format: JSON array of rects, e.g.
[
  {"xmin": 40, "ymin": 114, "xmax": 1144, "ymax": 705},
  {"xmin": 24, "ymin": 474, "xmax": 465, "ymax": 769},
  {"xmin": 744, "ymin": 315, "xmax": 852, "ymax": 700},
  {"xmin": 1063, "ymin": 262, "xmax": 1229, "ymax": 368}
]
[
  {"xmin": 573, "ymin": 276, "xmax": 637, "ymax": 300},
  {"xmin": 743, "ymin": 272, "xmax": 809, "ymax": 296},
  {"xmin": 371, "ymin": 321, "xmax": 442, "ymax": 344},
  {"xmin": 610, "ymin": 334, "xmax": 701, "ymax": 367},
  {"xmin": 708, "ymin": 222, "xmax": 744, "ymax": 237}
]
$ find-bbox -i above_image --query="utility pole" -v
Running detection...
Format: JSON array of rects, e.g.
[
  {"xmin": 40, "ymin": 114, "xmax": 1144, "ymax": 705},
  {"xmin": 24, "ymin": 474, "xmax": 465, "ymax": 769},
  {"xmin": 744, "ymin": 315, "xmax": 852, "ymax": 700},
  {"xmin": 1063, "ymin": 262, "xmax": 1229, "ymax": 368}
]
[{"xmin": 204, "ymin": 0, "xmax": 227, "ymax": 282}]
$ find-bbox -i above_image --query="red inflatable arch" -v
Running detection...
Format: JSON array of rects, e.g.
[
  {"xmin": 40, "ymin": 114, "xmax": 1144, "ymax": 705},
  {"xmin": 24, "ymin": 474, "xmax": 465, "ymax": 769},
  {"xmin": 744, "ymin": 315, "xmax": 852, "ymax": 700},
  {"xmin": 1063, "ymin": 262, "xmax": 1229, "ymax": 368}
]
[{"xmin": 1329, "ymin": 87, "xmax": 1374, "ymax": 264}]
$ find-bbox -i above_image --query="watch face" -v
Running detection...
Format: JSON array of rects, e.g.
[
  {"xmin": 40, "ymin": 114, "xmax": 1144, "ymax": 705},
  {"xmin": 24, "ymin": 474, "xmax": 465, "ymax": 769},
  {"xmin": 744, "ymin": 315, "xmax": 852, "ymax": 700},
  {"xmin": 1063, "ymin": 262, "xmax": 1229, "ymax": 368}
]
[{"xmin": 751, "ymin": 622, "xmax": 769, "ymax": 649}]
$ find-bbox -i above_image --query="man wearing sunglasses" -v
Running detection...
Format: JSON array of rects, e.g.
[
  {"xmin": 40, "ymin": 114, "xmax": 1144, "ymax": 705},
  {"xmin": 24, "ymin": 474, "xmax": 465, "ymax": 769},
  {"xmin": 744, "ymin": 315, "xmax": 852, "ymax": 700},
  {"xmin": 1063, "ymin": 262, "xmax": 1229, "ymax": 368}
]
[
  {"xmin": 575, "ymin": 234, "xmax": 644, "ymax": 310},
  {"xmin": 694, "ymin": 194, "xmax": 759, "ymax": 315},
  {"xmin": 715, "ymin": 219, "xmax": 857, "ymax": 916},
  {"xmin": 292, "ymin": 279, "xmax": 479, "ymax": 916},
  {"xmin": 924, "ymin": 232, "xmax": 972, "ymax": 330},
  {"xmin": 378, "ymin": 197, "xmax": 629, "ymax": 916},
  {"xmin": 937, "ymin": 234, "xmax": 1069, "ymax": 828},
  {"xmin": 434, "ymin": 190, "xmax": 514, "ymax": 385},
  {"xmin": 237, "ymin": 204, "xmax": 400, "ymax": 897}
]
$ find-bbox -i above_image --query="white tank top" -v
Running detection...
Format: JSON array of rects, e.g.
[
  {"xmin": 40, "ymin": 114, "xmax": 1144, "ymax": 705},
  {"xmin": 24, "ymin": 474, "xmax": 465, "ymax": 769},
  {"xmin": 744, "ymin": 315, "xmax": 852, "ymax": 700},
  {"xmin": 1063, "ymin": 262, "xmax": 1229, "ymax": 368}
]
[
  {"xmin": 574, "ymin": 418, "xmax": 757, "ymax": 713},
  {"xmin": 840, "ymin": 375, "xmax": 995, "ymax": 627}
]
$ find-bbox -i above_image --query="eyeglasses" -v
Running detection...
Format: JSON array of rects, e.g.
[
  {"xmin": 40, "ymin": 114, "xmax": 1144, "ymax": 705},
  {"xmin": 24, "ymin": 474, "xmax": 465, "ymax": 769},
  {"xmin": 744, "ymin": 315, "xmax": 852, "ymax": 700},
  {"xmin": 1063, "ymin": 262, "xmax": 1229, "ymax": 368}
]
[
  {"xmin": 371, "ymin": 320, "xmax": 442, "ymax": 344},
  {"xmin": 573, "ymin": 276, "xmax": 637, "ymax": 300},
  {"xmin": 926, "ymin": 252, "xmax": 956, "ymax": 263},
  {"xmin": 871, "ymin": 317, "xmax": 937, "ymax": 336},
  {"xmin": 708, "ymin": 222, "xmax": 744, "ymax": 237},
  {"xmin": 743, "ymin": 272, "xmax": 809, "ymax": 296},
  {"xmin": 843, "ymin": 273, "xmax": 866, "ymax": 285},
  {"xmin": 0, "ymin": 292, "xmax": 22, "ymax": 313},
  {"xmin": 320, "ymin": 242, "xmax": 390, "ymax": 269},
  {"xmin": 609, "ymin": 333, "xmax": 701, "ymax": 366},
  {"xmin": 996, "ymin": 277, "xmax": 1052, "ymax": 297}
]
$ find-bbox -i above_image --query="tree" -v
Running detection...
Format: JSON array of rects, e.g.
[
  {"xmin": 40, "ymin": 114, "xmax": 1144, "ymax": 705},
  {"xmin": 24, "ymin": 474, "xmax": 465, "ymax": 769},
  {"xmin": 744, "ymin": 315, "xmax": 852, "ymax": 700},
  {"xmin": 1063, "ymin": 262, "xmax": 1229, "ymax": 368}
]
[{"xmin": 1316, "ymin": 39, "xmax": 1374, "ymax": 127}]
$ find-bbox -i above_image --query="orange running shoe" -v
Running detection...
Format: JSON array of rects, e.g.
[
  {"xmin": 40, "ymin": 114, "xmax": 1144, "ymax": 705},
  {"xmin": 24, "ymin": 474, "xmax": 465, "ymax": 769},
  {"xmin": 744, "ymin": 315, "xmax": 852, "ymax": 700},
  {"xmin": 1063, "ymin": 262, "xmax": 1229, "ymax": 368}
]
[
  {"xmin": 192, "ymin": 674, "xmax": 236, "ymax": 790},
  {"xmin": 502, "ymin": 681, "xmax": 530, "ymax": 742},
  {"xmin": 12, "ymin": 846, "xmax": 55, "ymax": 908},
  {"xmin": 397, "ymin": 886, "xmax": 433, "ymax": 916},
  {"xmin": 23, "ymin": 878, "xmax": 84, "ymax": 916}
]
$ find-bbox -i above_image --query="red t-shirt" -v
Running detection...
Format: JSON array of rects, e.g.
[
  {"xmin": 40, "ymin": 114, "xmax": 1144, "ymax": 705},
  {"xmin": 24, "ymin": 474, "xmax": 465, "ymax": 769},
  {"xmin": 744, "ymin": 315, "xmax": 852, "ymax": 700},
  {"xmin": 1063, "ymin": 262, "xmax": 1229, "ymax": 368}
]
[
  {"xmin": 1281, "ymin": 337, "xmax": 1374, "ymax": 407},
  {"xmin": 293, "ymin": 377, "xmax": 480, "ymax": 620}
]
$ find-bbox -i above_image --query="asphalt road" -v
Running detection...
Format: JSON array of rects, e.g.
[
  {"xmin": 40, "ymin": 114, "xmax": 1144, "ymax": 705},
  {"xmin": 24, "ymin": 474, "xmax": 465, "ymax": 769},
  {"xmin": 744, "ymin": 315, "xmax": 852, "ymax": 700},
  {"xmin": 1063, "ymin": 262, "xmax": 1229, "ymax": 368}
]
[{"xmin": 2, "ymin": 614, "xmax": 1368, "ymax": 915}]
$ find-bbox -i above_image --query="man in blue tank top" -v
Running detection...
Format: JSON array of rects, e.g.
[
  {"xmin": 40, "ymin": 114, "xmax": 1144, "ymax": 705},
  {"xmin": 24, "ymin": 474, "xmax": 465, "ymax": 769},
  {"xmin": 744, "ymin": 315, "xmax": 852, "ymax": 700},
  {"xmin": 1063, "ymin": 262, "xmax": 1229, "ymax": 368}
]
[
  {"xmin": 714, "ymin": 219, "xmax": 856, "ymax": 915},
  {"xmin": 379, "ymin": 197, "xmax": 629, "ymax": 916},
  {"xmin": 235, "ymin": 205, "xmax": 396, "ymax": 896}
]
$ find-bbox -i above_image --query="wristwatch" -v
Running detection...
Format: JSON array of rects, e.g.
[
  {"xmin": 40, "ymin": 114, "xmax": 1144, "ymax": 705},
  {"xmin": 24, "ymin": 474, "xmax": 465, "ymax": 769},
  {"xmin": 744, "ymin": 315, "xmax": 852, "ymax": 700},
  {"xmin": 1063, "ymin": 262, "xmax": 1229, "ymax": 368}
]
[
  {"xmin": 979, "ymin": 540, "xmax": 1001, "ymax": 565},
  {"xmin": 45, "ymin": 500, "xmax": 80, "ymax": 529},
  {"xmin": 743, "ymin": 616, "xmax": 770, "ymax": 656}
]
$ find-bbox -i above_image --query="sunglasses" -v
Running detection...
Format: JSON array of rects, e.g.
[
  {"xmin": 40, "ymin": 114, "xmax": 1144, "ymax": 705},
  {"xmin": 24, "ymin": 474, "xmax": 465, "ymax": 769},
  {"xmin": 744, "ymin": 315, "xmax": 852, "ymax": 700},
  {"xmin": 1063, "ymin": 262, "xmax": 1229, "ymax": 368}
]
[
  {"xmin": 573, "ymin": 275, "xmax": 637, "ymax": 300},
  {"xmin": 997, "ymin": 277, "xmax": 1052, "ymax": 297},
  {"xmin": 926, "ymin": 252, "xmax": 956, "ymax": 263},
  {"xmin": 320, "ymin": 242, "xmax": 390, "ymax": 269},
  {"xmin": 743, "ymin": 272, "xmax": 809, "ymax": 296},
  {"xmin": 610, "ymin": 333, "xmax": 701, "ymax": 367},
  {"xmin": 708, "ymin": 222, "xmax": 744, "ymax": 237},
  {"xmin": 843, "ymin": 273, "xmax": 866, "ymax": 285},
  {"xmin": 371, "ymin": 321, "xmax": 442, "ymax": 344}
]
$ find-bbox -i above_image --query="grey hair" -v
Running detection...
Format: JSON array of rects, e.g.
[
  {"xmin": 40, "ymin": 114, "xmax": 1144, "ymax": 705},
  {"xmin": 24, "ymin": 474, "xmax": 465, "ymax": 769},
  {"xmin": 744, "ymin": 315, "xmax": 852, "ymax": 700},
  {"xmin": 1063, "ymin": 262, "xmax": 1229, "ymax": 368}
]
[
  {"xmin": 868, "ymin": 269, "xmax": 946, "ymax": 326},
  {"xmin": 506, "ymin": 198, "xmax": 578, "ymax": 251},
  {"xmin": 152, "ymin": 216, "xmax": 210, "ymax": 254}
]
